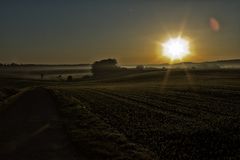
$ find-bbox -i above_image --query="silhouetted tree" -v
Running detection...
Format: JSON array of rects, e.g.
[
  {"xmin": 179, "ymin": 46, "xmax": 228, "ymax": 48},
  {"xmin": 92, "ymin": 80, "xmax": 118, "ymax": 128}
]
[
  {"xmin": 41, "ymin": 73, "xmax": 44, "ymax": 80},
  {"xmin": 10, "ymin": 63, "xmax": 18, "ymax": 66},
  {"xmin": 67, "ymin": 75, "xmax": 73, "ymax": 81},
  {"xmin": 91, "ymin": 59, "xmax": 119, "ymax": 76},
  {"xmin": 162, "ymin": 67, "xmax": 167, "ymax": 71},
  {"xmin": 136, "ymin": 65, "xmax": 144, "ymax": 71},
  {"xmin": 57, "ymin": 75, "xmax": 62, "ymax": 81}
]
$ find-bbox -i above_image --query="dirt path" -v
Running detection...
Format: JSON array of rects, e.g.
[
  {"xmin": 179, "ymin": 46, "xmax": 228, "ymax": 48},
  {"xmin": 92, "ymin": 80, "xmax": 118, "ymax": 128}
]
[{"xmin": 0, "ymin": 88, "xmax": 78, "ymax": 160}]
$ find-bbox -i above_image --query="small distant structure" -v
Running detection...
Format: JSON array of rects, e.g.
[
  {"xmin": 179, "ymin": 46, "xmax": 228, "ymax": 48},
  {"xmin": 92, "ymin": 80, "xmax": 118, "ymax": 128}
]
[
  {"xmin": 57, "ymin": 75, "xmax": 62, "ymax": 81},
  {"xmin": 67, "ymin": 75, "xmax": 73, "ymax": 81},
  {"xmin": 41, "ymin": 73, "xmax": 44, "ymax": 80},
  {"xmin": 162, "ymin": 67, "xmax": 167, "ymax": 71},
  {"xmin": 136, "ymin": 65, "xmax": 145, "ymax": 71}
]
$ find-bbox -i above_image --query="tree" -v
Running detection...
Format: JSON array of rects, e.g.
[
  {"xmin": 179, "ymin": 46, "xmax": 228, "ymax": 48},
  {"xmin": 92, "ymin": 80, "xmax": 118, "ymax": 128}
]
[
  {"xmin": 10, "ymin": 63, "xmax": 18, "ymax": 66},
  {"xmin": 136, "ymin": 65, "xmax": 144, "ymax": 71},
  {"xmin": 67, "ymin": 75, "xmax": 73, "ymax": 81},
  {"xmin": 91, "ymin": 59, "xmax": 119, "ymax": 76}
]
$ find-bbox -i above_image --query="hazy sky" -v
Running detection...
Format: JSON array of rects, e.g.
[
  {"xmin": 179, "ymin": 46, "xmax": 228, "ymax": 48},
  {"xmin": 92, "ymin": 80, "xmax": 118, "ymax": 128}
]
[{"xmin": 0, "ymin": 0, "xmax": 240, "ymax": 64}]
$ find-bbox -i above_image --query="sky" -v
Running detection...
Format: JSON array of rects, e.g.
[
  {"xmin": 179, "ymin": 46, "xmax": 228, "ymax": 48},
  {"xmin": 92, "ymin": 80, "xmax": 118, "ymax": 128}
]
[{"xmin": 0, "ymin": 0, "xmax": 240, "ymax": 64}]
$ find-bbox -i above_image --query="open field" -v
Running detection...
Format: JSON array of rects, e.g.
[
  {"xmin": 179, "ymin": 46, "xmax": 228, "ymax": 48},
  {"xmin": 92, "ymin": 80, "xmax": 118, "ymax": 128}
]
[
  {"xmin": 0, "ymin": 69, "xmax": 240, "ymax": 159},
  {"xmin": 0, "ymin": 66, "xmax": 91, "ymax": 80}
]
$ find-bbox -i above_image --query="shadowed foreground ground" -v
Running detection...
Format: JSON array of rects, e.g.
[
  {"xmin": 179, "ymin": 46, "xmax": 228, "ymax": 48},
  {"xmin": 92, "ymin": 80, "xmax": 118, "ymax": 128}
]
[{"xmin": 0, "ymin": 88, "xmax": 78, "ymax": 160}]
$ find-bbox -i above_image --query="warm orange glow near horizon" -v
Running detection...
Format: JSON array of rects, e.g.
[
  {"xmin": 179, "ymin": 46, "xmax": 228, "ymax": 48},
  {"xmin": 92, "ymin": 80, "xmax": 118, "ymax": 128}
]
[{"xmin": 162, "ymin": 37, "xmax": 190, "ymax": 61}]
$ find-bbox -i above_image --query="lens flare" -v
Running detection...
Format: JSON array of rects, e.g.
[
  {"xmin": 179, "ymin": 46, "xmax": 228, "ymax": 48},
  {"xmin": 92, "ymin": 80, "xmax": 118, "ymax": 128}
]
[{"xmin": 209, "ymin": 17, "xmax": 220, "ymax": 32}]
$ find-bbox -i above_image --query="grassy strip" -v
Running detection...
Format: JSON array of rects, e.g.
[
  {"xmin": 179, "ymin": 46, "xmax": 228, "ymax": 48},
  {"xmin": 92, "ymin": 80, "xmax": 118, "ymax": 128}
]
[
  {"xmin": 48, "ymin": 89, "xmax": 156, "ymax": 160},
  {"xmin": 0, "ymin": 88, "xmax": 24, "ymax": 112},
  {"xmin": 0, "ymin": 88, "xmax": 19, "ymax": 102}
]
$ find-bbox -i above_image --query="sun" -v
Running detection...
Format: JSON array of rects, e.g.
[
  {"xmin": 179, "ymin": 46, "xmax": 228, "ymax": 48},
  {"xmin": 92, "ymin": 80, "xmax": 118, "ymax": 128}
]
[{"xmin": 162, "ymin": 37, "xmax": 190, "ymax": 61}]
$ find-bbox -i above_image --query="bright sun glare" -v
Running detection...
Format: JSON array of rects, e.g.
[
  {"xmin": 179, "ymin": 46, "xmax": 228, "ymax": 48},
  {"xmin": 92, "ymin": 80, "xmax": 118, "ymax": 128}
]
[{"xmin": 162, "ymin": 37, "xmax": 190, "ymax": 61}]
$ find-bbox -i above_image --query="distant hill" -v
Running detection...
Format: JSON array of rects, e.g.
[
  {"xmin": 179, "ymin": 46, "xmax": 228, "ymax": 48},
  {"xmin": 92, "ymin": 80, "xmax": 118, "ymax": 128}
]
[
  {"xmin": 169, "ymin": 59, "xmax": 240, "ymax": 69},
  {"xmin": 0, "ymin": 63, "xmax": 91, "ymax": 67},
  {"xmin": 210, "ymin": 59, "xmax": 240, "ymax": 63}
]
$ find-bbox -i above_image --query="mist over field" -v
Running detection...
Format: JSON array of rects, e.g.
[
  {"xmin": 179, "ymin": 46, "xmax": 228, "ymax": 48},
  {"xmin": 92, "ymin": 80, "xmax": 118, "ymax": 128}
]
[{"xmin": 1, "ymin": 59, "xmax": 239, "ymax": 81}]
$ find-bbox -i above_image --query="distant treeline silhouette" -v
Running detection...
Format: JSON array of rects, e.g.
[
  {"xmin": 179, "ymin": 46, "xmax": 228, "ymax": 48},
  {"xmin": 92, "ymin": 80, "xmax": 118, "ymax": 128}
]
[{"xmin": 0, "ymin": 63, "xmax": 90, "ymax": 67}]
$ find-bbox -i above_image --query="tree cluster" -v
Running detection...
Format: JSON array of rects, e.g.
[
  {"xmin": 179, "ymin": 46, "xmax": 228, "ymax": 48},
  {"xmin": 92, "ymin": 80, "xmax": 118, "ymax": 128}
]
[{"xmin": 91, "ymin": 59, "xmax": 120, "ymax": 76}]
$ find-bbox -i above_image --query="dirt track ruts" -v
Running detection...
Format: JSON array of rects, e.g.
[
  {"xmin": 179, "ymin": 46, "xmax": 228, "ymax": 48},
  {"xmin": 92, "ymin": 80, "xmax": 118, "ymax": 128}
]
[{"xmin": 0, "ymin": 88, "xmax": 78, "ymax": 160}]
